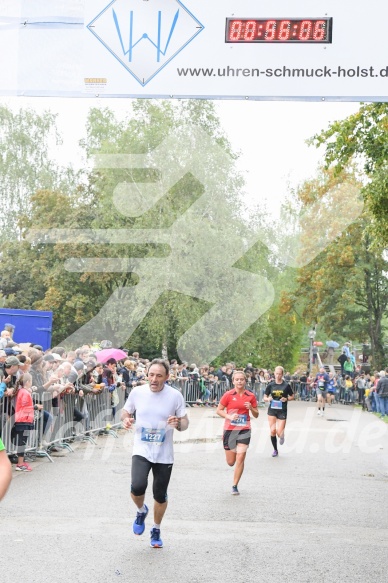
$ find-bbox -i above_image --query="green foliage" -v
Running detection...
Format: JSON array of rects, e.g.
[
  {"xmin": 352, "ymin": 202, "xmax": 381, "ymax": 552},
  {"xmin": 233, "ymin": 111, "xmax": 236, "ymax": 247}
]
[
  {"xmin": 0, "ymin": 99, "xmax": 305, "ymax": 367},
  {"xmin": 312, "ymin": 102, "xmax": 388, "ymax": 245},
  {"xmin": 293, "ymin": 168, "xmax": 388, "ymax": 369},
  {"xmin": 0, "ymin": 105, "xmax": 78, "ymax": 238}
]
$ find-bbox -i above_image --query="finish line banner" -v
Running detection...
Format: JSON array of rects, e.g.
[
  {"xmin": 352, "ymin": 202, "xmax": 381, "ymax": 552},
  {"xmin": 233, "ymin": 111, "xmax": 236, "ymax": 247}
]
[{"xmin": 1, "ymin": 0, "xmax": 387, "ymax": 100}]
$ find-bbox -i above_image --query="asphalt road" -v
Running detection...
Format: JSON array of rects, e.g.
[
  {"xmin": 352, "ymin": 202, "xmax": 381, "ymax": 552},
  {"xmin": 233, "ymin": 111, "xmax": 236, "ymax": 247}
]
[{"xmin": 1, "ymin": 401, "xmax": 387, "ymax": 583}]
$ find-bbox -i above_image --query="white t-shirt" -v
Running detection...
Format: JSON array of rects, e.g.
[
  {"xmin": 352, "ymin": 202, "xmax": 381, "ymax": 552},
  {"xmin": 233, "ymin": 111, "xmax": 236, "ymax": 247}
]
[{"xmin": 123, "ymin": 384, "xmax": 187, "ymax": 464}]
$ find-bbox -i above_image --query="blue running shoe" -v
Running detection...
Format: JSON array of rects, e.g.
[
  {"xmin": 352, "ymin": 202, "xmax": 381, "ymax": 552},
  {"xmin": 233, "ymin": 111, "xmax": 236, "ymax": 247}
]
[
  {"xmin": 133, "ymin": 505, "xmax": 148, "ymax": 535},
  {"xmin": 272, "ymin": 450, "xmax": 278, "ymax": 457},
  {"xmin": 231, "ymin": 485, "xmax": 239, "ymax": 495},
  {"xmin": 150, "ymin": 528, "xmax": 163, "ymax": 548}
]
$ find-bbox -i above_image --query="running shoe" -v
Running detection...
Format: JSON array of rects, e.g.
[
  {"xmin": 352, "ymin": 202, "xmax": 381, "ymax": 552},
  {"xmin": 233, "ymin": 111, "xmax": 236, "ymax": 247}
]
[
  {"xmin": 150, "ymin": 528, "xmax": 163, "ymax": 548},
  {"xmin": 231, "ymin": 485, "xmax": 239, "ymax": 495},
  {"xmin": 279, "ymin": 434, "xmax": 285, "ymax": 445},
  {"xmin": 133, "ymin": 505, "xmax": 149, "ymax": 535},
  {"xmin": 317, "ymin": 411, "xmax": 322, "ymax": 416},
  {"xmin": 272, "ymin": 450, "xmax": 278, "ymax": 457},
  {"xmin": 15, "ymin": 463, "xmax": 32, "ymax": 472}
]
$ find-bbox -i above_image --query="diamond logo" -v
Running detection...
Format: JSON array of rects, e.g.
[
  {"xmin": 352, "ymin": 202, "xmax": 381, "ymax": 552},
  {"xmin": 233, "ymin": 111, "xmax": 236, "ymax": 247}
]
[{"xmin": 87, "ymin": 0, "xmax": 204, "ymax": 86}]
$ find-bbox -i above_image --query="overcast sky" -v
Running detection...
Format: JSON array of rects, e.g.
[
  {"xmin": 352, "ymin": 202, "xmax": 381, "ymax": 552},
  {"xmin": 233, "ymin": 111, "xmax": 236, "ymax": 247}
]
[
  {"xmin": 1, "ymin": 96, "xmax": 360, "ymax": 216},
  {"xmin": 216, "ymin": 100, "xmax": 360, "ymax": 215}
]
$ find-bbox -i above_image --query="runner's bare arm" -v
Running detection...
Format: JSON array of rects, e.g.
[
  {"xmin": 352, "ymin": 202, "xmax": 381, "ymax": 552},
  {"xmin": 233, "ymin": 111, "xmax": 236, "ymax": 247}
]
[
  {"xmin": 0, "ymin": 450, "xmax": 12, "ymax": 501},
  {"xmin": 216, "ymin": 403, "xmax": 238, "ymax": 420},
  {"xmin": 245, "ymin": 401, "xmax": 259, "ymax": 418},
  {"xmin": 167, "ymin": 414, "xmax": 189, "ymax": 431},
  {"xmin": 121, "ymin": 409, "xmax": 134, "ymax": 430}
]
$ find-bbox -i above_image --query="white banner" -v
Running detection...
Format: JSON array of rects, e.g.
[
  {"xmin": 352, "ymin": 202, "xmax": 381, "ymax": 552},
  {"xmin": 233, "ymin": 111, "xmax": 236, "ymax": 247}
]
[{"xmin": 0, "ymin": 0, "xmax": 387, "ymax": 100}]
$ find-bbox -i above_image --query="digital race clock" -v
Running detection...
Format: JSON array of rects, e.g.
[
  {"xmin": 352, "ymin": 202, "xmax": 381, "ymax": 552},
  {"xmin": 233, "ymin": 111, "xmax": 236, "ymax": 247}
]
[{"xmin": 226, "ymin": 18, "xmax": 333, "ymax": 43}]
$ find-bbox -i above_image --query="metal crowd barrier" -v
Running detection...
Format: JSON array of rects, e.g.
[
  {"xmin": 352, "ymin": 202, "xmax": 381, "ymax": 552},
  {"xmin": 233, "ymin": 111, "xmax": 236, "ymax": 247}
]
[
  {"xmin": 173, "ymin": 379, "xmax": 269, "ymax": 406},
  {"xmin": 0, "ymin": 378, "xmax": 276, "ymax": 462},
  {"xmin": 0, "ymin": 387, "xmax": 128, "ymax": 462},
  {"xmin": 169, "ymin": 379, "xmax": 229, "ymax": 404},
  {"xmin": 173, "ymin": 380, "xmax": 229, "ymax": 405},
  {"xmin": 0, "ymin": 393, "xmax": 49, "ymax": 460},
  {"xmin": 252, "ymin": 381, "xmax": 268, "ymax": 405}
]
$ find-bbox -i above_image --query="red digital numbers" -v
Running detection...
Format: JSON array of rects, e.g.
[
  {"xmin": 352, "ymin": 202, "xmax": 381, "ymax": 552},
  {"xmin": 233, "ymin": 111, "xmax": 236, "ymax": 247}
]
[
  {"xmin": 299, "ymin": 20, "xmax": 312, "ymax": 41},
  {"xmin": 227, "ymin": 18, "xmax": 331, "ymax": 43},
  {"xmin": 278, "ymin": 20, "xmax": 291, "ymax": 41},
  {"xmin": 313, "ymin": 20, "xmax": 326, "ymax": 41},
  {"xmin": 244, "ymin": 20, "xmax": 256, "ymax": 41},
  {"xmin": 265, "ymin": 20, "xmax": 277, "ymax": 41},
  {"xmin": 230, "ymin": 20, "xmax": 242, "ymax": 41}
]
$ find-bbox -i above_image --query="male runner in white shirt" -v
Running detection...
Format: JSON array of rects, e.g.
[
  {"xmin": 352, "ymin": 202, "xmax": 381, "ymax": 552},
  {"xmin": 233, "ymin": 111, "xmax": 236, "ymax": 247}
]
[{"xmin": 121, "ymin": 359, "xmax": 189, "ymax": 548}]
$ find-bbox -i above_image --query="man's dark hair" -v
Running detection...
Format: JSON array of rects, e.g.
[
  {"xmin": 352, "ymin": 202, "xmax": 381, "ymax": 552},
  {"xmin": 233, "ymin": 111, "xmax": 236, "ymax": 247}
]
[
  {"xmin": 148, "ymin": 358, "xmax": 170, "ymax": 375},
  {"xmin": 106, "ymin": 358, "xmax": 117, "ymax": 366},
  {"xmin": 51, "ymin": 346, "xmax": 66, "ymax": 356}
]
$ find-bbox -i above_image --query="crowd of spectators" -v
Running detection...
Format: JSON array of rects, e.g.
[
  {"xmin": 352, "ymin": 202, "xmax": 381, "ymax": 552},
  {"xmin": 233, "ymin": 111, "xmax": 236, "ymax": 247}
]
[
  {"xmin": 282, "ymin": 365, "xmax": 388, "ymax": 419},
  {"xmin": 1, "ymin": 329, "xmax": 387, "ymax": 471},
  {"xmin": 0, "ymin": 331, "xmax": 278, "ymax": 467},
  {"xmin": 0, "ymin": 339, "xmax": 156, "ymax": 470}
]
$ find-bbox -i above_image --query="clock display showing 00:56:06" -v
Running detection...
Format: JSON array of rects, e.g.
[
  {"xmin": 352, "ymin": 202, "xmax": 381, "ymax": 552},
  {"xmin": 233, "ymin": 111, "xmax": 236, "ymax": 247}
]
[{"xmin": 226, "ymin": 18, "xmax": 333, "ymax": 43}]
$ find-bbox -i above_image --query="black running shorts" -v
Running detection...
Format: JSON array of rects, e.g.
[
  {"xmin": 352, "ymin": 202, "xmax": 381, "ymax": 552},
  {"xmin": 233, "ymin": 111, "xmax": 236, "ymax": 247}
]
[
  {"xmin": 223, "ymin": 429, "xmax": 251, "ymax": 451},
  {"xmin": 267, "ymin": 409, "xmax": 287, "ymax": 420}
]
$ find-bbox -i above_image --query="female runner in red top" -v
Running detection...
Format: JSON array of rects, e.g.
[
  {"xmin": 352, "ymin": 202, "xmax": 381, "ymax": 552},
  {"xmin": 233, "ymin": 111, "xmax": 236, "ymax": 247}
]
[{"xmin": 216, "ymin": 370, "xmax": 258, "ymax": 495}]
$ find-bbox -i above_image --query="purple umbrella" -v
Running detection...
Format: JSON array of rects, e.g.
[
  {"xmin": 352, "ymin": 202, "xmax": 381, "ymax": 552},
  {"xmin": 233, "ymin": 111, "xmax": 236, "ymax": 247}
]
[{"xmin": 94, "ymin": 348, "xmax": 128, "ymax": 363}]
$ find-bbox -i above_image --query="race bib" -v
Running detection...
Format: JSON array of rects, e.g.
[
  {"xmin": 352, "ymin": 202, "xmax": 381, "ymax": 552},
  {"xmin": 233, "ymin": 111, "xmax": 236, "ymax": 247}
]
[
  {"xmin": 318, "ymin": 381, "xmax": 325, "ymax": 387},
  {"xmin": 271, "ymin": 400, "xmax": 283, "ymax": 410},
  {"xmin": 141, "ymin": 428, "xmax": 166, "ymax": 444},
  {"xmin": 230, "ymin": 414, "xmax": 247, "ymax": 426}
]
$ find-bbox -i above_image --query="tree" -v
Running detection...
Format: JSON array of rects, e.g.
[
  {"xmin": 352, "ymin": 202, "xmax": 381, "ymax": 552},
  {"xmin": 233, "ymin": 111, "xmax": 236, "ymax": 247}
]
[
  {"xmin": 72, "ymin": 99, "xmax": 272, "ymax": 362},
  {"xmin": 311, "ymin": 102, "xmax": 388, "ymax": 244},
  {"xmin": 0, "ymin": 105, "xmax": 77, "ymax": 238},
  {"xmin": 1, "ymin": 100, "xmax": 260, "ymax": 358},
  {"xmin": 291, "ymin": 169, "xmax": 388, "ymax": 368},
  {"xmin": 0, "ymin": 99, "xmax": 305, "ymax": 366}
]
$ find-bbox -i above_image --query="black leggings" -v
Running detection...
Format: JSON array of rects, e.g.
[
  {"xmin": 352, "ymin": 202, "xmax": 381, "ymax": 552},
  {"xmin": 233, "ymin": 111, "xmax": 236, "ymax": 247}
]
[{"xmin": 131, "ymin": 455, "xmax": 173, "ymax": 504}]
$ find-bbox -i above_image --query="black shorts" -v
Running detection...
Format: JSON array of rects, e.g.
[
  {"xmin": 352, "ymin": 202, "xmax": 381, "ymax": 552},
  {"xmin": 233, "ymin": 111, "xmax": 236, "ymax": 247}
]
[
  {"xmin": 267, "ymin": 409, "xmax": 287, "ymax": 420},
  {"xmin": 223, "ymin": 429, "xmax": 251, "ymax": 451},
  {"xmin": 131, "ymin": 455, "xmax": 173, "ymax": 504}
]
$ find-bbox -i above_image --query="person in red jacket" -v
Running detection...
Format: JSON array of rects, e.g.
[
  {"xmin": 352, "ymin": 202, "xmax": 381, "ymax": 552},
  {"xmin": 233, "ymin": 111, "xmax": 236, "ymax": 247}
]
[
  {"xmin": 216, "ymin": 370, "xmax": 258, "ymax": 495},
  {"xmin": 13, "ymin": 373, "xmax": 42, "ymax": 472}
]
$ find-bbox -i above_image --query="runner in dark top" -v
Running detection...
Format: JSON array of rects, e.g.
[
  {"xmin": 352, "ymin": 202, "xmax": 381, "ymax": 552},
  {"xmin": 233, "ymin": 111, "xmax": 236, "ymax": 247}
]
[
  {"xmin": 315, "ymin": 367, "xmax": 330, "ymax": 416},
  {"xmin": 264, "ymin": 366, "xmax": 294, "ymax": 457}
]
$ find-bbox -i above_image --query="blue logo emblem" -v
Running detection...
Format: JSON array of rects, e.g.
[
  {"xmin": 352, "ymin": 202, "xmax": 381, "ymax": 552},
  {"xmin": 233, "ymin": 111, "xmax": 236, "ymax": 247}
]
[{"xmin": 87, "ymin": 0, "xmax": 204, "ymax": 87}]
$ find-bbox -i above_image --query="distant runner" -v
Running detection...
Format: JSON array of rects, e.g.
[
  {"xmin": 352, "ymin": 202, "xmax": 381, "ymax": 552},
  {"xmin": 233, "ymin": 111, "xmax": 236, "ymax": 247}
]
[
  {"xmin": 315, "ymin": 367, "xmax": 330, "ymax": 416},
  {"xmin": 216, "ymin": 370, "xmax": 258, "ymax": 495},
  {"xmin": 327, "ymin": 372, "xmax": 336, "ymax": 405},
  {"xmin": 264, "ymin": 366, "xmax": 294, "ymax": 457},
  {"xmin": 121, "ymin": 359, "xmax": 189, "ymax": 548}
]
